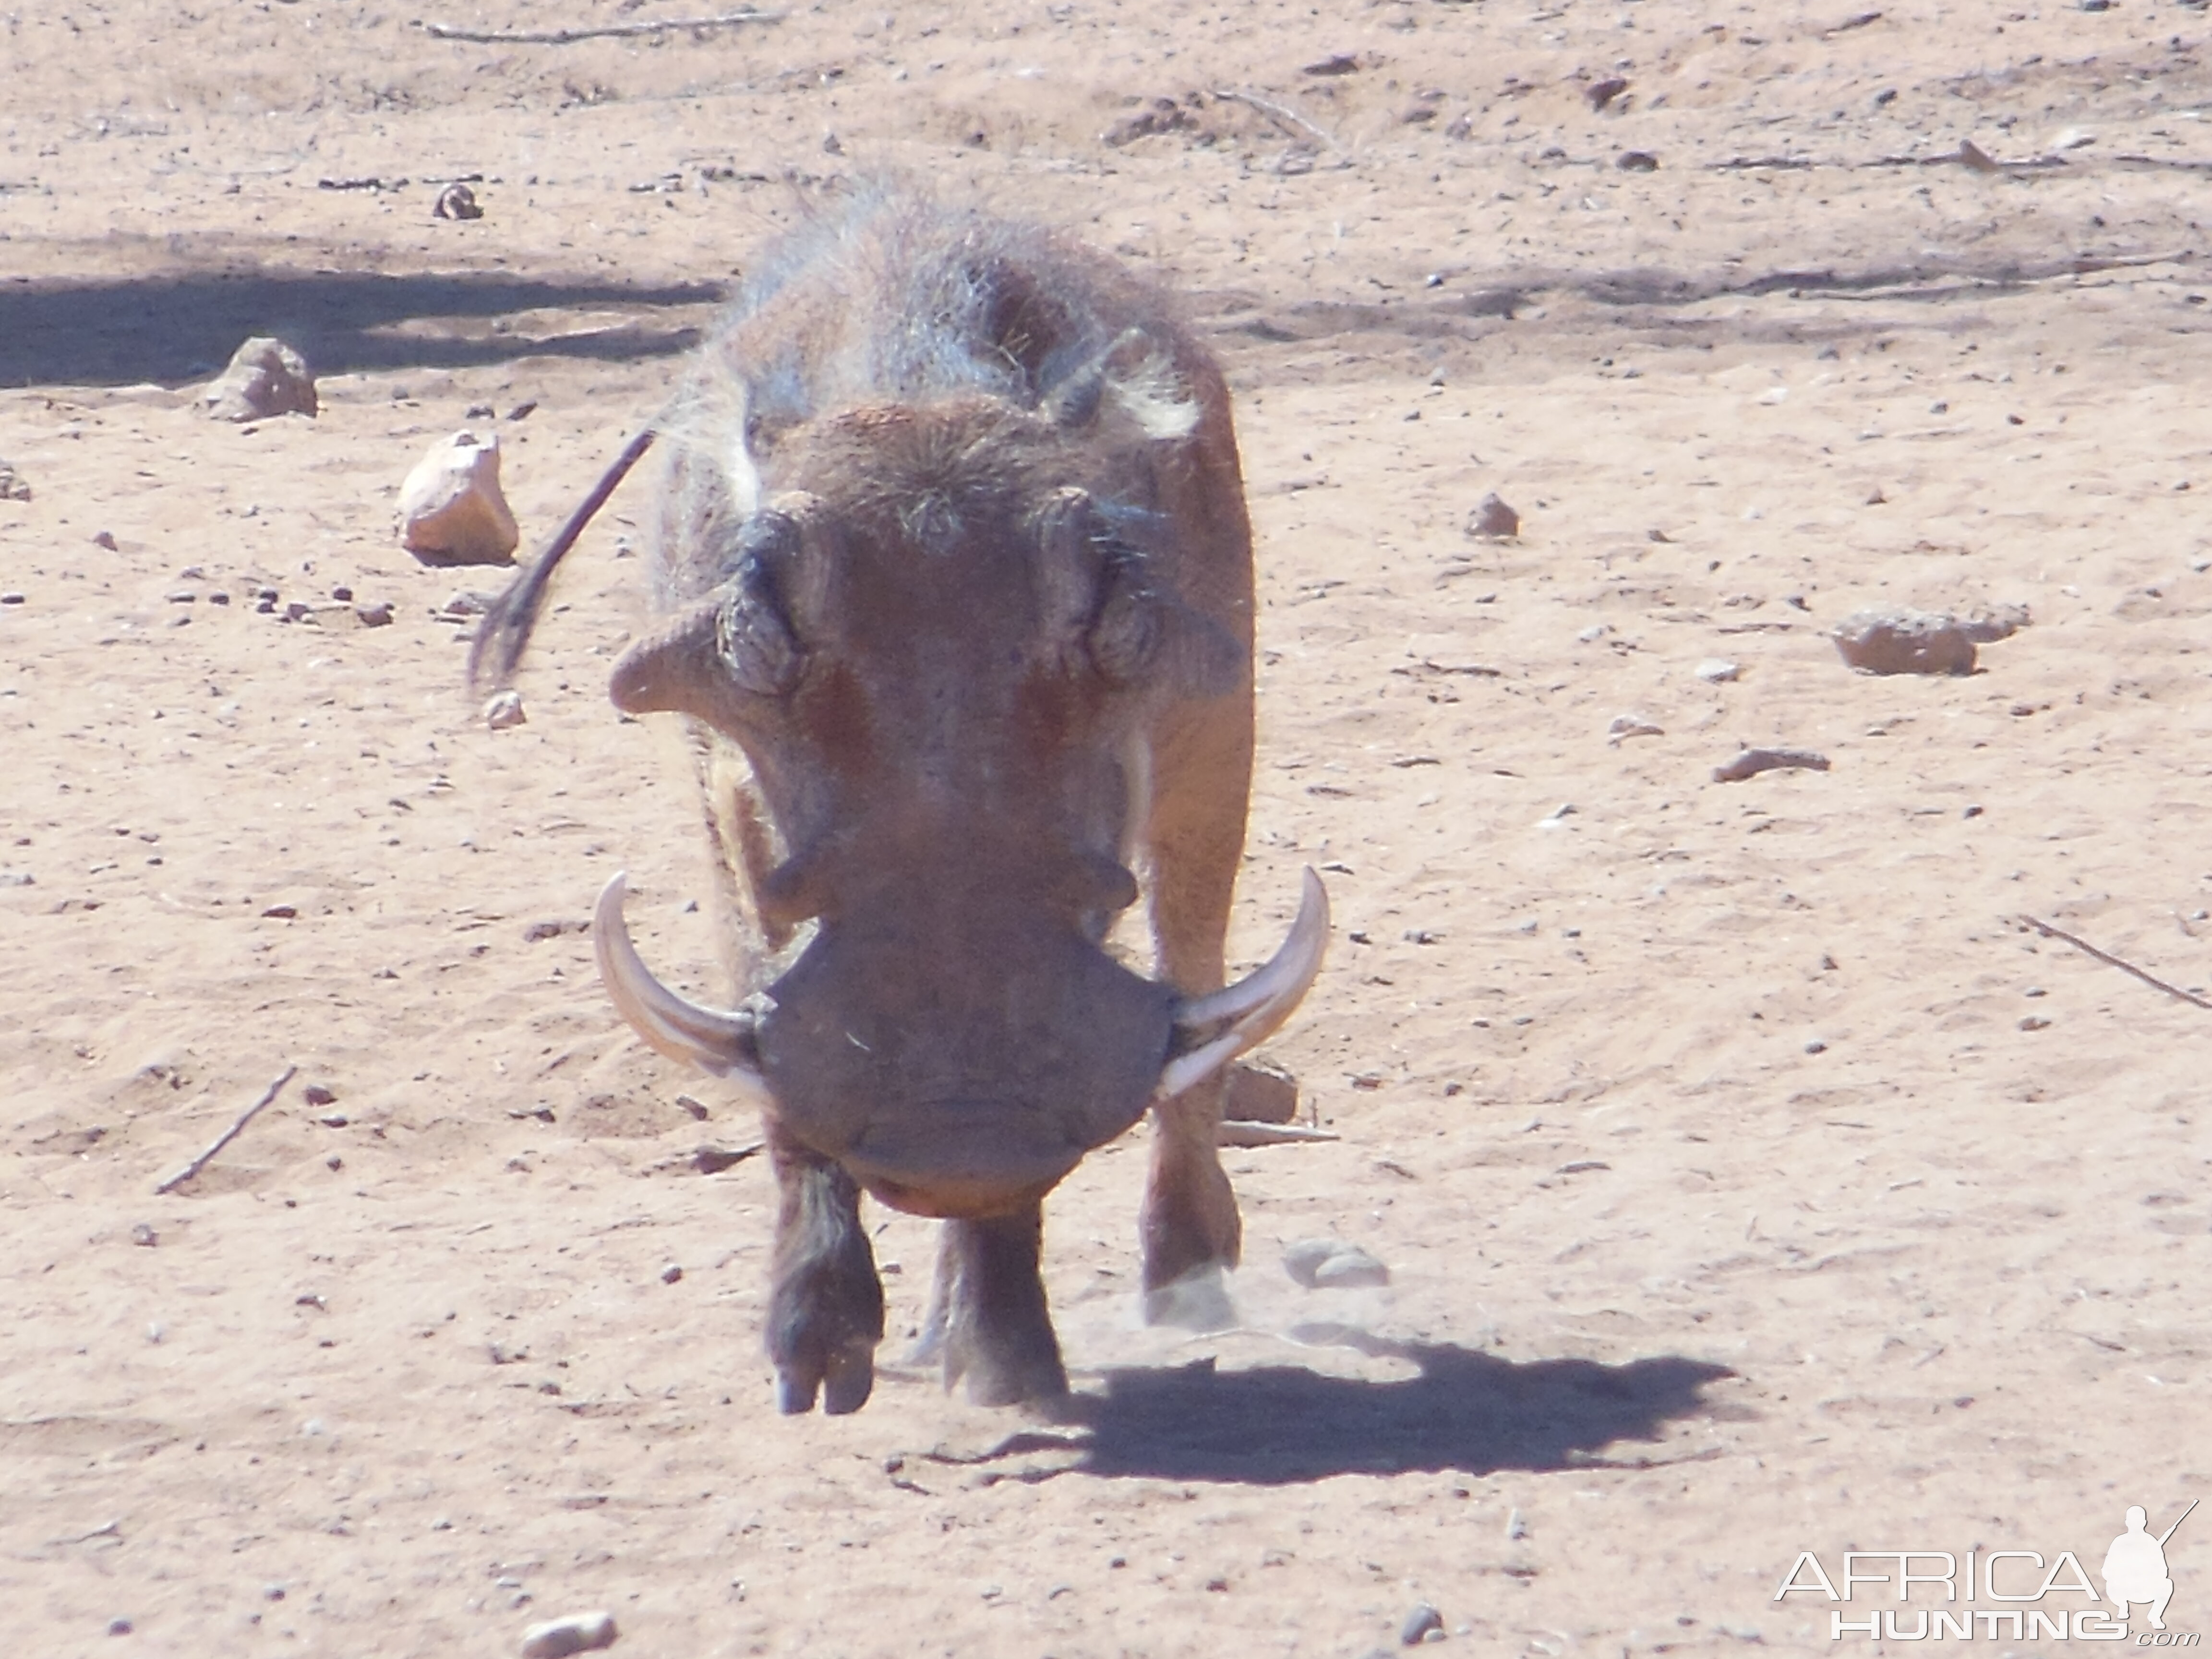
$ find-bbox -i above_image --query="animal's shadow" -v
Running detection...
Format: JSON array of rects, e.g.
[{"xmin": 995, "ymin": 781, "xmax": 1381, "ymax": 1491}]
[
  {"xmin": 0, "ymin": 270, "xmax": 721, "ymax": 388},
  {"xmin": 939, "ymin": 1331, "xmax": 1737, "ymax": 1486}
]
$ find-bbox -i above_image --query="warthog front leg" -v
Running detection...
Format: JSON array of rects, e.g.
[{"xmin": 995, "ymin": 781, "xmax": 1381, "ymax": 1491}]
[
  {"xmin": 1139, "ymin": 698, "xmax": 1252, "ymax": 1331},
  {"xmin": 764, "ymin": 1117, "xmax": 884, "ymax": 1415},
  {"xmin": 1140, "ymin": 1069, "xmax": 1240, "ymax": 1329},
  {"xmin": 925, "ymin": 1206, "xmax": 1068, "ymax": 1407}
]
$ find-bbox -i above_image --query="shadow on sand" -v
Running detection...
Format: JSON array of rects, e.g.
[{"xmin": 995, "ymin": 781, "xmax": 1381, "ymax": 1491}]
[
  {"xmin": 0, "ymin": 269, "xmax": 723, "ymax": 389},
  {"xmin": 933, "ymin": 1332, "xmax": 1736, "ymax": 1487}
]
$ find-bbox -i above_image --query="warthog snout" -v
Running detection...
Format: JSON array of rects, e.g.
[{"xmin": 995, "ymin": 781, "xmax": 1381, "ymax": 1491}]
[{"xmin": 594, "ymin": 866, "xmax": 1327, "ymax": 1215}]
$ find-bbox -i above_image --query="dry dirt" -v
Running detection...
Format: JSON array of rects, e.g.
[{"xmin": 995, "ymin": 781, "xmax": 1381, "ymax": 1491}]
[{"xmin": 5, "ymin": 1, "xmax": 2212, "ymax": 1655}]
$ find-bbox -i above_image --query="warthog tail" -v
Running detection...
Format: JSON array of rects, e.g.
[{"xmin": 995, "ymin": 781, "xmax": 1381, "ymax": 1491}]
[{"xmin": 468, "ymin": 426, "xmax": 658, "ymax": 692}]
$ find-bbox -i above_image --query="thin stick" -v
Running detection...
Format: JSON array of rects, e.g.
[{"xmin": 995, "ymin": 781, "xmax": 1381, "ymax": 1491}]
[
  {"xmin": 1209, "ymin": 88, "xmax": 1343, "ymax": 155},
  {"xmin": 2016, "ymin": 915, "xmax": 2212, "ymax": 1011},
  {"xmin": 421, "ymin": 10, "xmax": 783, "ymax": 45},
  {"xmin": 1217, "ymin": 1120, "xmax": 1340, "ymax": 1147},
  {"xmin": 155, "ymin": 1066, "xmax": 297, "ymax": 1194}
]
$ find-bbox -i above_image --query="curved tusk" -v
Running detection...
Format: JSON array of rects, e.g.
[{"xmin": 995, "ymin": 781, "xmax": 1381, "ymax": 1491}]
[
  {"xmin": 1159, "ymin": 866, "xmax": 1329, "ymax": 1098},
  {"xmin": 593, "ymin": 872, "xmax": 768, "ymax": 1088}
]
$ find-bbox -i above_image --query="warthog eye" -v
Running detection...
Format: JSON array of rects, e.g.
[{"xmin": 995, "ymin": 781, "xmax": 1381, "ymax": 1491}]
[{"xmin": 716, "ymin": 511, "xmax": 807, "ymax": 697}]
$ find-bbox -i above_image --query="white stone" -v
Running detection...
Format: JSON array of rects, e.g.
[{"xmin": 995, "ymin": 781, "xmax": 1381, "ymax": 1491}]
[{"xmin": 400, "ymin": 431, "xmax": 520, "ymax": 566}]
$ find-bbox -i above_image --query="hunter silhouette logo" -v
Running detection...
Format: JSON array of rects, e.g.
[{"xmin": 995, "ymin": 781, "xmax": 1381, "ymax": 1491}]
[
  {"xmin": 1776, "ymin": 1498, "xmax": 2199, "ymax": 1643},
  {"xmin": 2106, "ymin": 1502, "xmax": 2195, "ymax": 1633}
]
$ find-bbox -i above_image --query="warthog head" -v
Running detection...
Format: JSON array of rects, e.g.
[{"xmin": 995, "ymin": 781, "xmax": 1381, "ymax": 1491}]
[{"xmin": 593, "ymin": 395, "xmax": 1324, "ymax": 1218}]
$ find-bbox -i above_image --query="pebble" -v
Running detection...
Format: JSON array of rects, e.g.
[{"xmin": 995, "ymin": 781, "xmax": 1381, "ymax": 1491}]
[
  {"xmin": 401, "ymin": 431, "xmax": 519, "ymax": 565},
  {"xmin": 107, "ymin": 1617, "xmax": 133, "ymax": 1636},
  {"xmin": 200, "ymin": 336, "xmax": 318, "ymax": 421},
  {"xmin": 356, "ymin": 600, "xmax": 395, "ymax": 627},
  {"xmin": 1607, "ymin": 713, "xmax": 1663, "ymax": 744},
  {"xmin": 1713, "ymin": 747, "xmax": 1830, "ymax": 783},
  {"xmin": 661, "ymin": 1263, "xmax": 684, "ymax": 1284},
  {"xmin": 303, "ymin": 1083, "xmax": 337, "ymax": 1106},
  {"xmin": 0, "ymin": 460, "xmax": 29, "ymax": 502},
  {"xmin": 520, "ymin": 1611, "xmax": 618, "ymax": 1659},
  {"xmin": 1616, "ymin": 149, "xmax": 1659, "ymax": 171},
  {"xmin": 0, "ymin": 592, "xmax": 23, "ymax": 605},
  {"xmin": 484, "ymin": 690, "xmax": 527, "ymax": 731},
  {"xmin": 1224, "ymin": 1061, "xmax": 1298, "ymax": 1125},
  {"xmin": 1831, "ymin": 608, "xmax": 1978, "ymax": 675},
  {"xmin": 1465, "ymin": 492, "xmax": 1520, "ymax": 538},
  {"xmin": 93, "ymin": 530, "xmax": 119, "ymax": 551},
  {"xmin": 1283, "ymin": 1238, "xmax": 1390, "ymax": 1288},
  {"xmin": 433, "ymin": 181, "xmax": 485, "ymax": 220},
  {"xmin": 1400, "ymin": 1603, "xmax": 1445, "ymax": 1646},
  {"xmin": 1694, "ymin": 658, "xmax": 1740, "ymax": 683},
  {"xmin": 130, "ymin": 1223, "xmax": 157, "ymax": 1247}
]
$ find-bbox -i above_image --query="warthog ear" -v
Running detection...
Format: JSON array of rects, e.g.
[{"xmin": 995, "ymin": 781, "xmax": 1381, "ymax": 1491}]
[
  {"xmin": 1035, "ymin": 487, "xmax": 1244, "ymax": 698},
  {"xmin": 611, "ymin": 496, "xmax": 835, "ymax": 719}
]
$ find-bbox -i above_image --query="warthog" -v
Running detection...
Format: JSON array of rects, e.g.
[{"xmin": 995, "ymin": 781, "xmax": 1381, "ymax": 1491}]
[{"xmin": 476, "ymin": 196, "xmax": 1326, "ymax": 1413}]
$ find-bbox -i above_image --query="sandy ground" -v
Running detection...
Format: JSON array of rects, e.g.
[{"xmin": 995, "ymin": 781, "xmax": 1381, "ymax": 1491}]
[{"xmin": 5, "ymin": 1, "xmax": 2212, "ymax": 1654}]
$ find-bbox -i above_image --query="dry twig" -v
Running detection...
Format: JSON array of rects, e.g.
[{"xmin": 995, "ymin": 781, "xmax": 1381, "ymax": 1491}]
[
  {"xmin": 1209, "ymin": 88, "xmax": 1343, "ymax": 156},
  {"xmin": 155, "ymin": 1066, "xmax": 297, "ymax": 1194},
  {"xmin": 2016, "ymin": 915, "xmax": 2212, "ymax": 1011},
  {"xmin": 420, "ymin": 10, "xmax": 782, "ymax": 45}
]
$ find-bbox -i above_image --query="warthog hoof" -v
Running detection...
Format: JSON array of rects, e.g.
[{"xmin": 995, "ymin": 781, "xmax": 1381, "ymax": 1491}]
[
  {"xmin": 931, "ymin": 1209, "xmax": 1070, "ymax": 1407},
  {"xmin": 1142, "ymin": 1263, "xmax": 1236, "ymax": 1332},
  {"xmin": 775, "ymin": 1344, "xmax": 876, "ymax": 1416}
]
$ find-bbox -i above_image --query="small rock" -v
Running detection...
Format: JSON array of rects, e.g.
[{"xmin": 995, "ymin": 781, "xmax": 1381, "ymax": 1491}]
[
  {"xmin": 1401, "ymin": 1603, "xmax": 1445, "ymax": 1646},
  {"xmin": 130, "ymin": 1223, "xmax": 157, "ymax": 1247},
  {"xmin": 433, "ymin": 181, "xmax": 485, "ymax": 220},
  {"xmin": 1607, "ymin": 713, "xmax": 1663, "ymax": 744},
  {"xmin": 0, "ymin": 870, "xmax": 32, "ymax": 885},
  {"xmin": 200, "ymin": 337, "xmax": 318, "ymax": 421},
  {"xmin": 1302, "ymin": 51, "xmax": 1361, "ymax": 75},
  {"xmin": 356, "ymin": 600, "xmax": 395, "ymax": 627},
  {"xmin": 0, "ymin": 460, "xmax": 31, "ymax": 502},
  {"xmin": 1465, "ymin": 492, "xmax": 1519, "ymax": 538},
  {"xmin": 1314, "ymin": 1246, "xmax": 1391, "ymax": 1288},
  {"xmin": 675, "ymin": 1094, "xmax": 709, "ymax": 1121},
  {"xmin": 1616, "ymin": 150, "xmax": 1659, "ymax": 171},
  {"xmin": 303, "ymin": 1083, "xmax": 337, "ymax": 1107},
  {"xmin": 661, "ymin": 1263, "xmax": 683, "ymax": 1285},
  {"xmin": 400, "ymin": 432, "xmax": 520, "ymax": 566},
  {"xmin": 1284, "ymin": 1238, "xmax": 1390, "ymax": 1288},
  {"xmin": 1832, "ymin": 608, "xmax": 1978, "ymax": 675},
  {"xmin": 262, "ymin": 903, "xmax": 299, "ymax": 919},
  {"xmin": 93, "ymin": 530, "xmax": 119, "ymax": 551},
  {"xmin": 2020, "ymin": 1015, "xmax": 2051, "ymax": 1031},
  {"xmin": 1587, "ymin": 76, "xmax": 1629, "ymax": 111},
  {"xmin": 317, "ymin": 1113, "xmax": 349, "ymax": 1128},
  {"xmin": 107, "ymin": 1617, "xmax": 133, "ymax": 1637},
  {"xmin": 0, "ymin": 592, "xmax": 23, "ymax": 605},
  {"xmin": 523, "ymin": 919, "xmax": 587, "ymax": 943},
  {"xmin": 520, "ymin": 1611, "xmax": 619, "ymax": 1659},
  {"xmin": 1959, "ymin": 602, "xmax": 2030, "ymax": 643},
  {"xmin": 484, "ymin": 689, "xmax": 527, "ymax": 731},
  {"xmin": 331, "ymin": 586, "xmax": 354, "ymax": 602},
  {"xmin": 1713, "ymin": 747, "xmax": 1830, "ymax": 783},
  {"xmin": 1507, "ymin": 1507, "xmax": 1529, "ymax": 1540},
  {"xmin": 1224, "ymin": 1061, "xmax": 1298, "ymax": 1125},
  {"xmin": 1694, "ymin": 658, "xmax": 1740, "ymax": 683}
]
